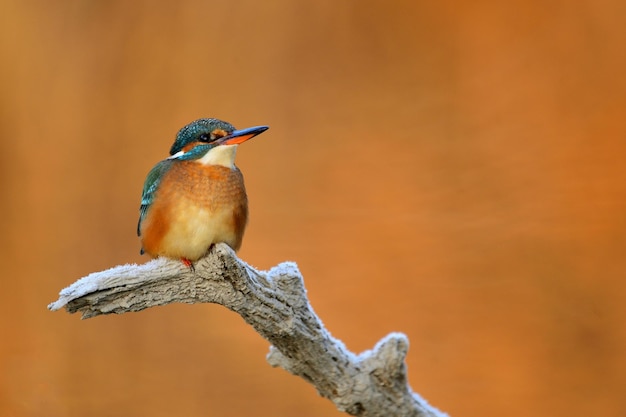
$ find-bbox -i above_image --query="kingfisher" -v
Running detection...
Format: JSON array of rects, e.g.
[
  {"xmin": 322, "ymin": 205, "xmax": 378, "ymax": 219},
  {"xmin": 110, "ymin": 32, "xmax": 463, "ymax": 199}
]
[{"xmin": 137, "ymin": 118, "xmax": 268, "ymax": 268}]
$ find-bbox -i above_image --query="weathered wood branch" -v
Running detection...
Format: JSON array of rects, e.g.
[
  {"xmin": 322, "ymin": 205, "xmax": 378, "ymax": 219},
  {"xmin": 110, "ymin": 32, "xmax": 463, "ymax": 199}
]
[{"xmin": 48, "ymin": 243, "xmax": 447, "ymax": 417}]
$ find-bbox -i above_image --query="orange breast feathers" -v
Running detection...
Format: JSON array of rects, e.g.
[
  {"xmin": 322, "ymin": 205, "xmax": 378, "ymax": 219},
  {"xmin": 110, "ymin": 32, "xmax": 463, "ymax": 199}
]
[{"xmin": 139, "ymin": 161, "xmax": 248, "ymax": 260}]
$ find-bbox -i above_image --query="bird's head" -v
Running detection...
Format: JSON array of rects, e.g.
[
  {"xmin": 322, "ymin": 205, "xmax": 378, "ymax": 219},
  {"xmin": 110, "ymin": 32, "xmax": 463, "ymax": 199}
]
[{"xmin": 169, "ymin": 118, "xmax": 268, "ymax": 164}]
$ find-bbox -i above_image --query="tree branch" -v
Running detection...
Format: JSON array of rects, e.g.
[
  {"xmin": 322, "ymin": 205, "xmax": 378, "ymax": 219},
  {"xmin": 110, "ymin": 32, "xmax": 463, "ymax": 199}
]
[{"xmin": 48, "ymin": 243, "xmax": 447, "ymax": 417}]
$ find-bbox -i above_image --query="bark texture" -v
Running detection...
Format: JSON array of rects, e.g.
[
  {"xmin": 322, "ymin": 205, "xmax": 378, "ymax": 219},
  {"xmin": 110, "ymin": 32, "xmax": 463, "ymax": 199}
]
[{"xmin": 49, "ymin": 243, "xmax": 447, "ymax": 417}]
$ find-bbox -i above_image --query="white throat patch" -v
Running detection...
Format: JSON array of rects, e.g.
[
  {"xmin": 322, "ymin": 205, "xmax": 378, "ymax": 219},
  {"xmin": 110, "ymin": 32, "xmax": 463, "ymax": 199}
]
[{"xmin": 197, "ymin": 144, "xmax": 238, "ymax": 167}]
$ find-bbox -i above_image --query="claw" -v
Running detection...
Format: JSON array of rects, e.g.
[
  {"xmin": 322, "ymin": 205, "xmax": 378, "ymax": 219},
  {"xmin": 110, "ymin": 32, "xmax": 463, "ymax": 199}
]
[{"xmin": 182, "ymin": 258, "xmax": 195, "ymax": 272}]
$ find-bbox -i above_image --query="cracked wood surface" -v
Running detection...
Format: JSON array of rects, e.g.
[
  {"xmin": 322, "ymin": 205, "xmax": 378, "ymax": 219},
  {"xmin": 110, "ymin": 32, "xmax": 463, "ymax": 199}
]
[{"xmin": 49, "ymin": 243, "xmax": 447, "ymax": 417}]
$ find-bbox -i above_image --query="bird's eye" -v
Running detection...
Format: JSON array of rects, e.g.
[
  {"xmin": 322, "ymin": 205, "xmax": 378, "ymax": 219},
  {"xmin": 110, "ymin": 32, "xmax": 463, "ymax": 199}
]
[{"xmin": 198, "ymin": 133, "xmax": 211, "ymax": 142}]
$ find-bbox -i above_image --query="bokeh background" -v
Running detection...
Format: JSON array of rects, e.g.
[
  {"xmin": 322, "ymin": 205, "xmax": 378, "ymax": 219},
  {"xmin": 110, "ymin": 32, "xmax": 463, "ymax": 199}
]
[{"xmin": 1, "ymin": 1, "xmax": 625, "ymax": 416}]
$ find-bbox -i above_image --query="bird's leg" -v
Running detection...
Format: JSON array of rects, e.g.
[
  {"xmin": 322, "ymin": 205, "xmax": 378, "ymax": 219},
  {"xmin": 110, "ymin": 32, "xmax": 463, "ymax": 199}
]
[{"xmin": 181, "ymin": 258, "xmax": 195, "ymax": 272}]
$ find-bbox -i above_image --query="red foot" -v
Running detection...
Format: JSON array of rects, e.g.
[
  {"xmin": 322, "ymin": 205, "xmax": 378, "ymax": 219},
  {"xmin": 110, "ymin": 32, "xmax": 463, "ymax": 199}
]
[{"xmin": 181, "ymin": 258, "xmax": 195, "ymax": 272}]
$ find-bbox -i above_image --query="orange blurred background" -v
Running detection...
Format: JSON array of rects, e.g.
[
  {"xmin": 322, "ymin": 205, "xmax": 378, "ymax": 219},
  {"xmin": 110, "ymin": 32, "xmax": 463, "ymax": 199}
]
[{"xmin": 1, "ymin": 1, "xmax": 625, "ymax": 416}]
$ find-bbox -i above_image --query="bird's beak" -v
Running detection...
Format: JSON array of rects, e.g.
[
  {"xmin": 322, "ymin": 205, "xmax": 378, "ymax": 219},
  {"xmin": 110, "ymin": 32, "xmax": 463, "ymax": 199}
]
[{"xmin": 219, "ymin": 125, "xmax": 269, "ymax": 145}]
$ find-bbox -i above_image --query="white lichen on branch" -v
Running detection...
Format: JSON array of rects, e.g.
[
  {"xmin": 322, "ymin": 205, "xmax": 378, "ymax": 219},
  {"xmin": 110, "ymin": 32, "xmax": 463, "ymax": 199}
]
[{"xmin": 48, "ymin": 243, "xmax": 447, "ymax": 417}]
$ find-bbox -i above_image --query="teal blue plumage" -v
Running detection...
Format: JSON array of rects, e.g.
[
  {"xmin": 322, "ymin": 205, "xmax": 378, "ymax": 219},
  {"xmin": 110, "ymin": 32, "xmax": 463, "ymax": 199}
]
[
  {"xmin": 170, "ymin": 118, "xmax": 236, "ymax": 155},
  {"xmin": 137, "ymin": 159, "xmax": 173, "ymax": 239}
]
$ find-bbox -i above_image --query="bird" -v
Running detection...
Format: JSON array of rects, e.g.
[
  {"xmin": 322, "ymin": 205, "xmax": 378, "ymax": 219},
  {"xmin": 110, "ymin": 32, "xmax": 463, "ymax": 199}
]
[{"xmin": 137, "ymin": 118, "xmax": 268, "ymax": 268}]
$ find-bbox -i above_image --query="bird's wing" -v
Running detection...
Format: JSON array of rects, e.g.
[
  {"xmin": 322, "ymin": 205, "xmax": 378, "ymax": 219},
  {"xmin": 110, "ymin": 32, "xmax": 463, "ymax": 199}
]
[{"xmin": 137, "ymin": 159, "xmax": 174, "ymax": 237}]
